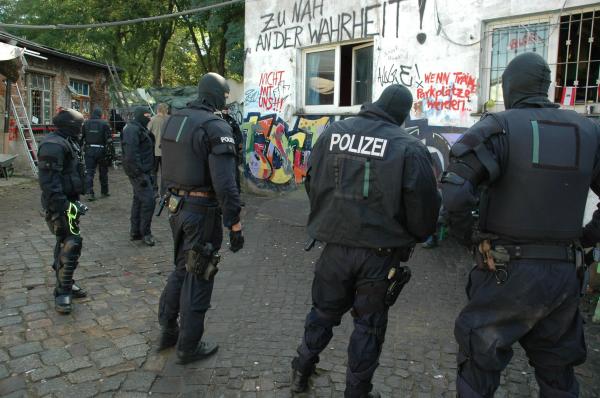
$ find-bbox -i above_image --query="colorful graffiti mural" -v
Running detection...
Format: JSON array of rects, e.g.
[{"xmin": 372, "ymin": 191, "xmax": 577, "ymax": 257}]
[
  {"xmin": 240, "ymin": 111, "xmax": 467, "ymax": 190},
  {"xmin": 241, "ymin": 112, "xmax": 332, "ymax": 189}
]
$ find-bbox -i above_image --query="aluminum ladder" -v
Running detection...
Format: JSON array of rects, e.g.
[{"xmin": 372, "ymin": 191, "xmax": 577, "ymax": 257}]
[{"xmin": 10, "ymin": 82, "xmax": 38, "ymax": 176}]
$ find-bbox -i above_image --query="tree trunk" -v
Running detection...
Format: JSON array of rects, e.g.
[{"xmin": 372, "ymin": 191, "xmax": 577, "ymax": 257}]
[
  {"xmin": 218, "ymin": 24, "xmax": 227, "ymax": 76},
  {"xmin": 151, "ymin": 1, "xmax": 175, "ymax": 87}
]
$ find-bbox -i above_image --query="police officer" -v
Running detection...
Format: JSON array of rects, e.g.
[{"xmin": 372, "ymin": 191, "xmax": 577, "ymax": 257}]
[
  {"xmin": 441, "ymin": 52, "xmax": 600, "ymax": 397},
  {"xmin": 122, "ymin": 107, "xmax": 156, "ymax": 246},
  {"xmin": 38, "ymin": 109, "xmax": 89, "ymax": 313},
  {"xmin": 82, "ymin": 107, "xmax": 112, "ymax": 201},
  {"xmin": 291, "ymin": 85, "xmax": 440, "ymax": 397},
  {"xmin": 156, "ymin": 72, "xmax": 244, "ymax": 364}
]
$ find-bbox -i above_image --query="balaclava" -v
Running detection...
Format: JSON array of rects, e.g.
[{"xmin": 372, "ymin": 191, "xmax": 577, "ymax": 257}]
[
  {"xmin": 373, "ymin": 84, "xmax": 413, "ymax": 126},
  {"xmin": 197, "ymin": 72, "xmax": 230, "ymax": 111}
]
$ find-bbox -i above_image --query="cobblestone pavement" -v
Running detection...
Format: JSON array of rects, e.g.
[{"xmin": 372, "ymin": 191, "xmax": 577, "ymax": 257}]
[{"xmin": 0, "ymin": 170, "xmax": 599, "ymax": 398}]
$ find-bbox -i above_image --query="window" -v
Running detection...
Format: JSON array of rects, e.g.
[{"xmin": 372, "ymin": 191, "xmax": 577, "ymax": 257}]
[
  {"xmin": 554, "ymin": 10, "xmax": 600, "ymax": 104},
  {"xmin": 69, "ymin": 79, "xmax": 91, "ymax": 115},
  {"xmin": 305, "ymin": 50, "xmax": 335, "ymax": 105},
  {"xmin": 482, "ymin": 6, "xmax": 600, "ymax": 111},
  {"xmin": 488, "ymin": 22, "xmax": 550, "ymax": 103},
  {"xmin": 28, "ymin": 73, "xmax": 52, "ymax": 125},
  {"xmin": 303, "ymin": 41, "xmax": 373, "ymax": 112}
]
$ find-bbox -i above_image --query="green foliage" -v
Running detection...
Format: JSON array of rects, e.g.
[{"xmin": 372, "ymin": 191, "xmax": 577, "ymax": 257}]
[{"xmin": 0, "ymin": 0, "xmax": 245, "ymax": 87}]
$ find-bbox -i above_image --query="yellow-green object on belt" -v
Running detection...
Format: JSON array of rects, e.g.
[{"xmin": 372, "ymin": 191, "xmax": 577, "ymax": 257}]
[{"xmin": 593, "ymin": 298, "xmax": 600, "ymax": 324}]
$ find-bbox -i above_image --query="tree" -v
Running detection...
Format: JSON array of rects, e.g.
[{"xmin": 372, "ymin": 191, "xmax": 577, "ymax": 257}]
[{"xmin": 0, "ymin": 0, "xmax": 245, "ymax": 87}]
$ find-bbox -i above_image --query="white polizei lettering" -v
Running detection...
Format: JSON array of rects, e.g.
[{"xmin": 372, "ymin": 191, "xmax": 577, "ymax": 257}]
[
  {"xmin": 330, "ymin": 133, "xmax": 341, "ymax": 151},
  {"xmin": 329, "ymin": 132, "xmax": 387, "ymax": 158},
  {"xmin": 339, "ymin": 134, "xmax": 351, "ymax": 151},
  {"xmin": 361, "ymin": 136, "xmax": 374, "ymax": 155},
  {"xmin": 379, "ymin": 139, "xmax": 388, "ymax": 157},
  {"xmin": 371, "ymin": 138, "xmax": 384, "ymax": 157},
  {"xmin": 348, "ymin": 135, "xmax": 360, "ymax": 153},
  {"xmin": 220, "ymin": 136, "xmax": 235, "ymax": 144}
]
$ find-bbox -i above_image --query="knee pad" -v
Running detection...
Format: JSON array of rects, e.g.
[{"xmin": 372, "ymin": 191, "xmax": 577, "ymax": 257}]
[
  {"xmin": 59, "ymin": 235, "xmax": 83, "ymax": 265},
  {"xmin": 311, "ymin": 307, "xmax": 342, "ymax": 328}
]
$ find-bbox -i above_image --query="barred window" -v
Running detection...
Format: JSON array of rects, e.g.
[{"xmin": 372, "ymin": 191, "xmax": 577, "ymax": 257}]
[
  {"xmin": 554, "ymin": 10, "xmax": 600, "ymax": 104},
  {"xmin": 27, "ymin": 73, "xmax": 52, "ymax": 125},
  {"xmin": 489, "ymin": 23, "xmax": 550, "ymax": 103}
]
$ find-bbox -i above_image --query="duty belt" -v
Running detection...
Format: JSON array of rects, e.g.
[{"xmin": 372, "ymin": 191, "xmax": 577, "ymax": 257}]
[
  {"xmin": 87, "ymin": 144, "xmax": 105, "ymax": 148},
  {"xmin": 170, "ymin": 189, "xmax": 215, "ymax": 198},
  {"xmin": 495, "ymin": 244, "xmax": 578, "ymax": 263}
]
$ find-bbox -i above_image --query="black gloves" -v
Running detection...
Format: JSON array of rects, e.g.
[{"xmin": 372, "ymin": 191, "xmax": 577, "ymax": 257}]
[{"xmin": 229, "ymin": 230, "xmax": 244, "ymax": 252}]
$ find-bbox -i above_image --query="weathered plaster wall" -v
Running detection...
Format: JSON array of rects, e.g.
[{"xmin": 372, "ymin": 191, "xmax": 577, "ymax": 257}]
[{"xmin": 240, "ymin": 0, "xmax": 598, "ymax": 190}]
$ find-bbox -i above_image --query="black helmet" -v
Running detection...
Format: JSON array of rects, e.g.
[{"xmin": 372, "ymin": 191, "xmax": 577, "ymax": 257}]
[
  {"xmin": 52, "ymin": 108, "xmax": 84, "ymax": 137},
  {"xmin": 373, "ymin": 84, "xmax": 413, "ymax": 126},
  {"xmin": 197, "ymin": 72, "xmax": 230, "ymax": 111}
]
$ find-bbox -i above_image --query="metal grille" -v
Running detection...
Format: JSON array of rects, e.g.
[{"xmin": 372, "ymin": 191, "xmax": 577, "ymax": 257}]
[
  {"xmin": 554, "ymin": 9, "xmax": 600, "ymax": 104},
  {"xmin": 489, "ymin": 22, "xmax": 550, "ymax": 103}
]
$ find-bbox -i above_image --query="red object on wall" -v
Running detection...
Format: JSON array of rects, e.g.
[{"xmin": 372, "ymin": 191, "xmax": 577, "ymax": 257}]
[{"xmin": 560, "ymin": 86, "xmax": 576, "ymax": 106}]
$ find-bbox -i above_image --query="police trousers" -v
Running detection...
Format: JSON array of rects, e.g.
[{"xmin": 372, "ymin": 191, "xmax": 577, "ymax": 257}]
[
  {"xmin": 295, "ymin": 243, "xmax": 395, "ymax": 398},
  {"xmin": 84, "ymin": 146, "xmax": 108, "ymax": 195},
  {"xmin": 158, "ymin": 196, "xmax": 223, "ymax": 352},
  {"xmin": 455, "ymin": 259, "xmax": 587, "ymax": 398},
  {"xmin": 128, "ymin": 174, "xmax": 155, "ymax": 237}
]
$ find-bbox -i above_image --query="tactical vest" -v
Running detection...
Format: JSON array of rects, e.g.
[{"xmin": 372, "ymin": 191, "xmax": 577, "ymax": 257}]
[
  {"xmin": 480, "ymin": 108, "xmax": 598, "ymax": 241},
  {"xmin": 39, "ymin": 133, "xmax": 85, "ymax": 197},
  {"xmin": 84, "ymin": 119, "xmax": 106, "ymax": 145},
  {"xmin": 161, "ymin": 108, "xmax": 221, "ymax": 192},
  {"xmin": 307, "ymin": 116, "xmax": 421, "ymax": 249}
]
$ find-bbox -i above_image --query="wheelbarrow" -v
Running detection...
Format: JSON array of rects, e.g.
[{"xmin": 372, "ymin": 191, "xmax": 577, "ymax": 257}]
[{"xmin": 0, "ymin": 154, "xmax": 18, "ymax": 180}]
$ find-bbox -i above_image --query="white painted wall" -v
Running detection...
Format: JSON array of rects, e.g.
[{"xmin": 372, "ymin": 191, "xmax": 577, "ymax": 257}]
[{"xmin": 244, "ymin": 0, "xmax": 599, "ymax": 127}]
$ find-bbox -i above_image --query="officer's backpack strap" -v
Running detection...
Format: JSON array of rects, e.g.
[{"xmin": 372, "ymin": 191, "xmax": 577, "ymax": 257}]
[{"xmin": 448, "ymin": 113, "xmax": 505, "ymax": 184}]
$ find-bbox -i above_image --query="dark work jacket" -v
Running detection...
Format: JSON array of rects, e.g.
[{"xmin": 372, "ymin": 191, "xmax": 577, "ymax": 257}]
[
  {"xmin": 38, "ymin": 130, "xmax": 85, "ymax": 213},
  {"xmin": 121, "ymin": 121, "xmax": 155, "ymax": 178},
  {"xmin": 161, "ymin": 101, "xmax": 241, "ymax": 228},
  {"xmin": 442, "ymin": 107, "xmax": 600, "ymax": 246},
  {"xmin": 306, "ymin": 104, "xmax": 441, "ymax": 248}
]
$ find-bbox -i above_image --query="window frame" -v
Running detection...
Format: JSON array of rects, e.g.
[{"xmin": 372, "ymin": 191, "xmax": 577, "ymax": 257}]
[
  {"xmin": 69, "ymin": 79, "xmax": 91, "ymax": 116},
  {"xmin": 301, "ymin": 40, "xmax": 374, "ymax": 114},
  {"xmin": 481, "ymin": 5, "xmax": 600, "ymax": 113},
  {"xmin": 27, "ymin": 73, "xmax": 53, "ymax": 125},
  {"xmin": 351, "ymin": 42, "xmax": 375, "ymax": 106}
]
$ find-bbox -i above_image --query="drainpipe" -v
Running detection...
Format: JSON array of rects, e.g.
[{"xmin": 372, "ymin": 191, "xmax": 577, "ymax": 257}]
[{"xmin": 2, "ymin": 79, "xmax": 11, "ymax": 154}]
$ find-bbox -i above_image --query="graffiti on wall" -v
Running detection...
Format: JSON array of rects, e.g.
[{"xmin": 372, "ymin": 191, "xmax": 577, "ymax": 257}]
[
  {"xmin": 240, "ymin": 111, "xmax": 467, "ymax": 190},
  {"xmin": 414, "ymin": 71, "xmax": 477, "ymax": 117},
  {"xmin": 405, "ymin": 118, "xmax": 466, "ymax": 178},
  {"xmin": 255, "ymin": 0, "xmax": 430, "ymax": 52},
  {"xmin": 377, "ymin": 63, "xmax": 422, "ymax": 88},
  {"xmin": 241, "ymin": 112, "xmax": 332, "ymax": 187},
  {"xmin": 258, "ymin": 70, "xmax": 291, "ymax": 112}
]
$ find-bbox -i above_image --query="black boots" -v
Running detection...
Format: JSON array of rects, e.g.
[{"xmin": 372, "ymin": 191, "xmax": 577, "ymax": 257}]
[
  {"xmin": 71, "ymin": 282, "xmax": 87, "ymax": 299},
  {"xmin": 291, "ymin": 357, "xmax": 315, "ymax": 393},
  {"xmin": 157, "ymin": 327, "xmax": 179, "ymax": 352},
  {"xmin": 54, "ymin": 291, "xmax": 72, "ymax": 314},
  {"xmin": 176, "ymin": 341, "xmax": 219, "ymax": 364}
]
